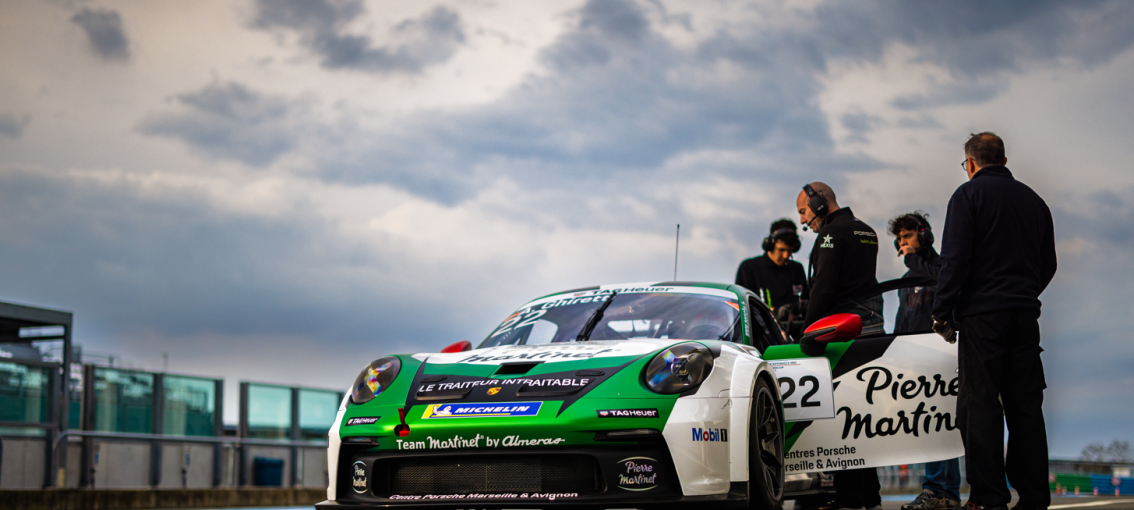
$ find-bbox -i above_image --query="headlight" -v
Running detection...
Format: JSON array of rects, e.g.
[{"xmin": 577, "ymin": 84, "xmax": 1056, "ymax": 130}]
[
  {"xmin": 643, "ymin": 343, "xmax": 713, "ymax": 394},
  {"xmin": 351, "ymin": 356, "xmax": 402, "ymax": 405}
]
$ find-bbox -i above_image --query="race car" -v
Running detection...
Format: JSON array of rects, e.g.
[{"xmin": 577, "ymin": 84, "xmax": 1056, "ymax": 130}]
[{"xmin": 318, "ymin": 281, "xmax": 961, "ymax": 509}]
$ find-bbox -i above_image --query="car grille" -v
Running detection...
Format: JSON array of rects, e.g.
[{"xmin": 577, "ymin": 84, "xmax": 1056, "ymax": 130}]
[{"xmin": 387, "ymin": 454, "xmax": 603, "ymax": 495}]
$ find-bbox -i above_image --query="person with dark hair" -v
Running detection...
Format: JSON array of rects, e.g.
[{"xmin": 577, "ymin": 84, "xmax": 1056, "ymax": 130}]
[
  {"xmin": 888, "ymin": 212, "xmax": 962, "ymax": 510},
  {"xmin": 795, "ymin": 181, "xmax": 882, "ymax": 510},
  {"xmin": 890, "ymin": 212, "xmax": 943, "ymax": 334},
  {"xmin": 933, "ymin": 132, "xmax": 1057, "ymax": 510},
  {"xmin": 735, "ymin": 218, "xmax": 808, "ymax": 310}
]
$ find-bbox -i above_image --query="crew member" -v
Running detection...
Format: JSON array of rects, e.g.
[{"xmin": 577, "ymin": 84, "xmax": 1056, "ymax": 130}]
[
  {"xmin": 735, "ymin": 218, "xmax": 808, "ymax": 309},
  {"xmin": 795, "ymin": 181, "xmax": 882, "ymax": 510},
  {"xmin": 796, "ymin": 182, "xmax": 884, "ymax": 339},
  {"xmin": 891, "ymin": 212, "xmax": 943, "ymax": 334},
  {"xmin": 932, "ymin": 132, "xmax": 1057, "ymax": 510},
  {"xmin": 889, "ymin": 212, "xmax": 961, "ymax": 510}
]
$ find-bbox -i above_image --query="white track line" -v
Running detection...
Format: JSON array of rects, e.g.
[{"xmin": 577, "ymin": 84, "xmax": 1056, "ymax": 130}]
[{"xmin": 1050, "ymin": 500, "xmax": 1132, "ymax": 509}]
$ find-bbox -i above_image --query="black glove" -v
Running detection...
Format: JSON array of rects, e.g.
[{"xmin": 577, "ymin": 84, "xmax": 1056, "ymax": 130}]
[{"xmin": 931, "ymin": 315, "xmax": 957, "ymax": 344}]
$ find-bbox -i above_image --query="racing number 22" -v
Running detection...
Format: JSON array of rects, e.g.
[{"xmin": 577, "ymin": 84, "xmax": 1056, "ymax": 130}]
[{"xmin": 778, "ymin": 376, "xmax": 821, "ymax": 408}]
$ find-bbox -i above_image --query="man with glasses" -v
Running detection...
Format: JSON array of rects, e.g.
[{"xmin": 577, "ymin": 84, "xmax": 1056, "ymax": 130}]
[{"xmin": 932, "ymin": 132, "xmax": 1057, "ymax": 510}]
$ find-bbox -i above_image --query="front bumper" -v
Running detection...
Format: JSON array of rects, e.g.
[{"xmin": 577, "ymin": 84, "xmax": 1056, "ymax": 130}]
[{"xmin": 321, "ymin": 441, "xmax": 750, "ymax": 509}]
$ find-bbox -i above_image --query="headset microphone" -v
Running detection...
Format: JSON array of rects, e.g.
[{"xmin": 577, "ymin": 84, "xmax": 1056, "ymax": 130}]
[{"xmin": 801, "ymin": 184, "xmax": 829, "ymax": 233}]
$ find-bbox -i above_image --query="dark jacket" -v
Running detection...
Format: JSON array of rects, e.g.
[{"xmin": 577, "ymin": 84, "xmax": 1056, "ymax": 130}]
[
  {"xmin": 803, "ymin": 207, "xmax": 880, "ymax": 327},
  {"xmin": 932, "ymin": 166, "xmax": 1057, "ymax": 321},
  {"xmin": 895, "ymin": 247, "xmax": 941, "ymax": 334},
  {"xmin": 735, "ymin": 255, "xmax": 808, "ymax": 308}
]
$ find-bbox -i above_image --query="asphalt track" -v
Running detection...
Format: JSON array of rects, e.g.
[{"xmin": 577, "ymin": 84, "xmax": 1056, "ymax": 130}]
[{"xmin": 199, "ymin": 495, "xmax": 1134, "ymax": 510}]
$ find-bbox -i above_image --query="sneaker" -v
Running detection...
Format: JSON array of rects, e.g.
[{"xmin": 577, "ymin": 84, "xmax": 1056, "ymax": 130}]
[{"xmin": 903, "ymin": 489, "xmax": 953, "ymax": 510}]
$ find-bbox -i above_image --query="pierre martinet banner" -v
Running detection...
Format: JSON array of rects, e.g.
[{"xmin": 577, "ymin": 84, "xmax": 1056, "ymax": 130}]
[{"xmin": 784, "ymin": 333, "xmax": 964, "ymax": 473}]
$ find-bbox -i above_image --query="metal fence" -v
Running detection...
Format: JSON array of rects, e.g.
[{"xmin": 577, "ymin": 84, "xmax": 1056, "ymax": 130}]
[{"xmin": 0, "ymin": 358, "xmax": 341, "ymax": 489}]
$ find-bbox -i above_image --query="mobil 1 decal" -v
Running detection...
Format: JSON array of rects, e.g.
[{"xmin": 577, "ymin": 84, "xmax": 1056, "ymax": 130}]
[
  {"xmin": 784, "ymin": 333, "xmax": 963, "ymax": 474},
  {"xmin": 769, "ymin": 358, "xmax": 835, "ymax": 421}
]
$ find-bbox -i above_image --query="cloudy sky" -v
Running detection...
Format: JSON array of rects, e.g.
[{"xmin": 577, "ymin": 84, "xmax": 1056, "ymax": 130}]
[{"xmin": 2, "ymin": 0, "xmax": 1132, "ymax": 456}]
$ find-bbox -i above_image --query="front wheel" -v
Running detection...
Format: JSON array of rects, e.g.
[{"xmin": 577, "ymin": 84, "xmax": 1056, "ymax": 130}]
[{"xmin": 748, "ymin": 376, "xmax": 784, "ymax": 510}]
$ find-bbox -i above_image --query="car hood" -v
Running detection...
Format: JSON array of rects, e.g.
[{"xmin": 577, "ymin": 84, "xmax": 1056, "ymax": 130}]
[{"xmin": 404, "ymin": 340, "xmax": 689, "ymax": 410}]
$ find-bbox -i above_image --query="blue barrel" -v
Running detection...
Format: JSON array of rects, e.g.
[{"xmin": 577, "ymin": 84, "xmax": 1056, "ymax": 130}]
[{"xmin": 252, "ymin": 457, "xmax": 285, "ymax": 487}]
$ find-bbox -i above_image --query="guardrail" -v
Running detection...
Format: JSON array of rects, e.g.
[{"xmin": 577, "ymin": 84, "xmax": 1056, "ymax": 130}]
[
  {"xmin": 47, "ymin": 430, "xmax": 328, "ymax": 489},
  {"xmin": 52, "ymin": 430, "xmax": 328, "ymax": 449}
]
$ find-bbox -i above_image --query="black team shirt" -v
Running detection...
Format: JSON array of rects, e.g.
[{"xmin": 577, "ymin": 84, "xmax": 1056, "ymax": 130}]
[
  {"xmin": 735, "ymin": 255, "xmax": 808, "ymax": 308},
  {"xmin": 803, "ymin": 207, "xmax": 880, "ymax": 327},
  {"xmin": 895, "ymin": 247, "xmax": 941, "ymax": 334}
]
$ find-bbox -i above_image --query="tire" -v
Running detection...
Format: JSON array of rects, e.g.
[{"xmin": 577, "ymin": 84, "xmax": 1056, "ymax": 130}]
[{"xmin": 748, "ymin": 376, "xmax": 785, "ymax": 510}]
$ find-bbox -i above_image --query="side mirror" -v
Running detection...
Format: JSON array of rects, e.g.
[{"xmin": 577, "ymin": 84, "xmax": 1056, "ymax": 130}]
[
  {"xmin": 440, "ymin": 340, "xmax": 472, "ymax": 353},
  {"xmin": 800, "ymin": 313, "xmax": 862, "ymax": 344}
]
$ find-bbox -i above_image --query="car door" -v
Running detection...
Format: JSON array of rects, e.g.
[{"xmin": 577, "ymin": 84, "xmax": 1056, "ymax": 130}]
[{"xmin": 761, "ymin": 291, "xmax": 962, "ymax": 474}]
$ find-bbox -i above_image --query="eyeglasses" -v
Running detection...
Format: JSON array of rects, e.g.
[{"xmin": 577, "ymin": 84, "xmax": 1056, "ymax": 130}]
[{"xmin": 960, "ymin": 158, "xmax": 969, "ymax": 170}]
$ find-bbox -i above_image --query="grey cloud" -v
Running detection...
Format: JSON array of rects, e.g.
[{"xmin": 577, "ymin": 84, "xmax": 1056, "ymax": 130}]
[
  {"xmin": 809, "ymin": 1, "xmax": 1134, "ymax": 107},
  {"xmin": 890, "ymin": 81, "xmax": 1006, "ymax": 110},
  {"xmin": 223, "ymin": 0, "xmax": 1134, "ymax": 210},
  {"xmin": 70, "ymin": 8, "xmax": 129, "ymax": 61},
  {"xmin": 311, "ymin": 0, "xmax": 858, "ymax": 204},
  {"xmin": 252, "ymin": 0, "xmax": 464, "ymax": 73},
  {"xmin": 0, "ymin": 113, "xmax": 31, "ymax": 139},
  {"xmin": 840, "ymin": 112, "xmax": 886, "ymax": 143},
  {"xmin": 0, "ymin": 168, "xmax": 469, "ymax": 350},
  {"xmin": 896, "ymin": 114, "xmax": 944, "ymax": 130},
  {"xmin": 137, "ymin": 81, "xmax": 302, "ymax": 166},
  {"xmin": 1055, "ymin": 187, "xmax": 1134, "ymax": 249}
]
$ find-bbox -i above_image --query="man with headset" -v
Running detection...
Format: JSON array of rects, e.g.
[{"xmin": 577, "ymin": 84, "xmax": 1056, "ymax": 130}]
[
  {"xmin": 891, "ymin": 212, "xmax": 944, "ymax": 334},
  {"xmin": 735, "ymin": 218, "xmax": 808, "ymax": 309},
  {"xmin": 888, "ymin": 212, "xmax": 962, "ymax": 510},
  {"xmin": 796, "ymin": 182, "xmax": 884, "ymax": 340},
  {"xmin": 932, "ymin": 133, "xmax": 1056, "ymax": 510},
  {"xmin": 795, "ymin": 181, "xmax": 883, "ymax": 510}
]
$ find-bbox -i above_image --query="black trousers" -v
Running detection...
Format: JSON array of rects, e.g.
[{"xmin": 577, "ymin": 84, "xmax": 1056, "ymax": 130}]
[
  {"xmin": 834, "ymin": 468, "xmax": 881, "ymax": 509},
  {"xmin": 958, "ymin": 310, "xmax": 1050, "ymax": 509}
]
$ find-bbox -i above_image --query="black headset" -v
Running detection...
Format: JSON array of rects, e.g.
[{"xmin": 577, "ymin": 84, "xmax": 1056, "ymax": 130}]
[
  {"xmin": 762, "ymin": 227, "xmax": 801, "ymax": 253},
  {"xmin": 893, "ymin": 214, "xmax": 935, "ymax": 251},
  {"xmin": 802, "ymin": 184, "xmax": 829, "ymax": 218}
]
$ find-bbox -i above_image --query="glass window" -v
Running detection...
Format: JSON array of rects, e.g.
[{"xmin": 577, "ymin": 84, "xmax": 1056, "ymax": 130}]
[
  {"xmin": 753, "ymin": 300, "xmax": 787, "ymax": 347},
  {"xmin": 68, "ymin": 363, "xmax": 83, "ymax": 430},
  {"xmin": 93, "ymin": 368, "xmax": 154, "ymax": 433},
  {"xmin": 481, "ymin": 291, "xmax": 740, "ymax": 347},
  {"xmin": 0, "ymin": 361, "xmax": 50, "ymax": 424},
  {"xmin": 748, "ymin": 297, "xmax": 773, "ymax": 352},
  {"xmin": 298, "ymin": 389, "xmax": 340, "ymax": 440},
  {"xmin": 247, "ymin": 383, "xmax": 291, "ymax": 439},
  {"xmin": 163, "ymin": 375, "xmax": 217, "ymax": 437}
]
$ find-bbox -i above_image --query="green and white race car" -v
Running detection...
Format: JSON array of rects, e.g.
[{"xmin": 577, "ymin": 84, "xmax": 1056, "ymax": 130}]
[{"xmin": 318, "ymin": 281, "xmax": 962, "ymax": 509}]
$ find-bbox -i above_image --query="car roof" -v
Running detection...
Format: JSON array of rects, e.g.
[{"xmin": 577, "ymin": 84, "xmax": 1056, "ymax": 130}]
[{"xmin": 529, "ymin": 281, "xmax": 742, "ymax": 303}]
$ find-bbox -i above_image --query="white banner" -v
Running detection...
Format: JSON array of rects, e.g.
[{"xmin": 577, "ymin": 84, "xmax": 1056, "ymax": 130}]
[{"xmin": 784, "ymin": 334, "xmax": 964, "ymax": 474}]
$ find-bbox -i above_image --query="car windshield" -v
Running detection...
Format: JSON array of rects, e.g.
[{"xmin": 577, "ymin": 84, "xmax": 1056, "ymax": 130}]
[{"xmin": 479, "ymin": 290, "xmax": 741, "ymax": 348}]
